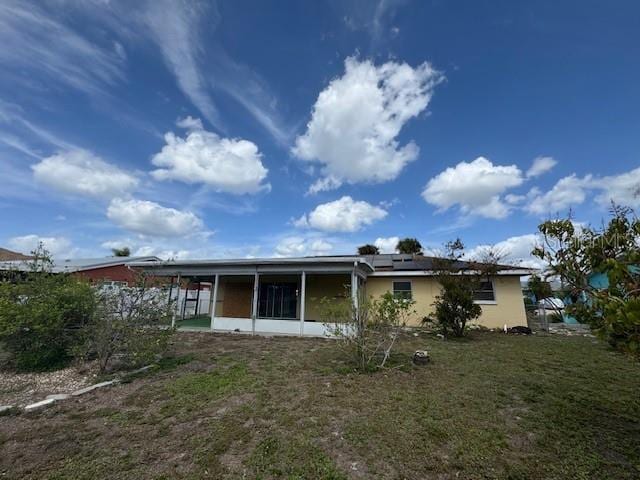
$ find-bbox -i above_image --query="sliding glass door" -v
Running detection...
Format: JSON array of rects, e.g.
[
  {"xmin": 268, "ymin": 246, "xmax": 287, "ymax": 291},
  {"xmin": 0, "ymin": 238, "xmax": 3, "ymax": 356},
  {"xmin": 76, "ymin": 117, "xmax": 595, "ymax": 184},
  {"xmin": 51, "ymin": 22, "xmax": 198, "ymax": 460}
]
[{"xmin": 258, "ymin": 282, "xmax": 298, "ymax": 319}]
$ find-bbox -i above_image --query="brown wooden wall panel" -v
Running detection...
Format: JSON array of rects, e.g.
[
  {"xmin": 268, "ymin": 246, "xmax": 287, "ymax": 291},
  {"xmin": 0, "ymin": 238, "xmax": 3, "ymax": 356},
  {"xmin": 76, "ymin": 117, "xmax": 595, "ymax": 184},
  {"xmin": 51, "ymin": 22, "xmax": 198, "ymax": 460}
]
[{"xmin": 222, "ymin": 283, "xmax": 253, "ymax": 318}]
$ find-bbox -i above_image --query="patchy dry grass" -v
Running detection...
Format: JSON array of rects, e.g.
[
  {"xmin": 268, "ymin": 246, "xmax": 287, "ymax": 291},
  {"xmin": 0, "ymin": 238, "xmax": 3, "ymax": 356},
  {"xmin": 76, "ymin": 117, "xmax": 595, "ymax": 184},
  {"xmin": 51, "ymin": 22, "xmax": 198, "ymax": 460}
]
[{"xmin": 1, "ymin": 331, "xmax": 639, "ymax": 479}]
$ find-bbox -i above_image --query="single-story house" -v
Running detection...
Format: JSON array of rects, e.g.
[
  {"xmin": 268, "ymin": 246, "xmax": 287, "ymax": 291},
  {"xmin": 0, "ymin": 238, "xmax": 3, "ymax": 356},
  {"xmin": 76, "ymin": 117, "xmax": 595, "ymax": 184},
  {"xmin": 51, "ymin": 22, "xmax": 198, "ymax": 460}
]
[
  {"xmin": 0, "ymin": 256, "xmax": 159, "ymax": 286},
  {"xmin": 131, "ymin": 254, "xmax": 531, "ymax": 336}
]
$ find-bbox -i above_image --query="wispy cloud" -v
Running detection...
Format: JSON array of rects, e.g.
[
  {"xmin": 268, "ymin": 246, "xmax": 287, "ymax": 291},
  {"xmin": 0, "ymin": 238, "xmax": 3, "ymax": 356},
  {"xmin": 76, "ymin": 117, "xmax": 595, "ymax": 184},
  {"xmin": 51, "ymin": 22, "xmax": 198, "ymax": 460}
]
[
  {"xmin": 140, "ymin": 0, "xmax": 224, "ymax": 130},
  {"xmin": 211, "ymin": 48, "xmax": 295, "ymax": 146},
  {"xmin": 338, "ymin": 0, "xmax": 405, "ymax": 50},
  {"xmin": 0, "ymin": 1, "xmax": 126, "ymax": 97},
  {"xmin": 138, "ymin": 1, "xmax": 292, "ymax": 143},
  {"xmin": 0, "ymin": 100, "xmax": 79, "ymax": 151}
]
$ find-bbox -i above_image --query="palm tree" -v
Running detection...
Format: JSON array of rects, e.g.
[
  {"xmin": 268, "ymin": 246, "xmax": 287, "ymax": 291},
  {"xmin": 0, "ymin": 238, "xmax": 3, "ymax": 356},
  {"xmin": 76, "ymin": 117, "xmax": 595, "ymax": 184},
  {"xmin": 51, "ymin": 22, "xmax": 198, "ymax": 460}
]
[
  {"xmin": 357, "ymin": 244, "xmax": 380, "ymax": 255},
  {"xmin": 112, "ymin": 247, "xmax": 131, "ymax": 257},
  {"xmin": 396, "ymin": 238, "xmax": 423, "ymax": 255}
]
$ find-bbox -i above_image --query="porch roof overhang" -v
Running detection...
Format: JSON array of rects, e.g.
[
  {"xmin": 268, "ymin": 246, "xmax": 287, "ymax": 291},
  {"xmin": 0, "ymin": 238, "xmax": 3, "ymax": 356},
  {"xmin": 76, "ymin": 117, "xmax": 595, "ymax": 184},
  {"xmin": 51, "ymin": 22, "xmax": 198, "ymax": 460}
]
[{"xmin": 128, "ymin": 256, "xmax": 373, "ymax": 277}]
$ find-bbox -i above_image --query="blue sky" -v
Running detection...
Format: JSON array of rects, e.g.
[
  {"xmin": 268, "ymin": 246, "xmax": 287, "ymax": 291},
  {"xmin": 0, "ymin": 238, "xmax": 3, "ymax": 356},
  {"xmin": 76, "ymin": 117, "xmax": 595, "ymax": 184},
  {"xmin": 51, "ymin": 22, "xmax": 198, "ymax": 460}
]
[{"xmin": 1, "ymin": 0, "xmax": 639, "ymax": 266}]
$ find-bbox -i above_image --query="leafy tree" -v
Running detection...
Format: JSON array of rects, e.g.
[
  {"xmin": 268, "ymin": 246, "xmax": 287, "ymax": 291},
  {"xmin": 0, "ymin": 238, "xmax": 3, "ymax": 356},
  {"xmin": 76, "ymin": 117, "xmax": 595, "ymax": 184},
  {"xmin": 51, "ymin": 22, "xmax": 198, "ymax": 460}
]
[
  {"xmin": 528, "ymin": 274, "xmax": 553, "ymax": 302},
  {"xmin": 396, "ymin": 237, "xmax": 423, "ymax": 255},
  {"xmin": 429, "ymin": 239, "xmax": 502, "ymax": 337},
  {"xmin": 112, "ymin": 247, "xmax": 131, "ymax": 257},
  {"xmin": 357, "ymin": 244, "xmax": 380, "ymax": 255},
  {"xmin": 0, "ymin": 244, "xmax": 96, "ymax": 371},
  {"xmin": 532, "ymin": 205, "xmax": 640, "ymax": 355},
  {"xmin": 320, "ymin": 291, "xmax": 415, "ymax": 371}
]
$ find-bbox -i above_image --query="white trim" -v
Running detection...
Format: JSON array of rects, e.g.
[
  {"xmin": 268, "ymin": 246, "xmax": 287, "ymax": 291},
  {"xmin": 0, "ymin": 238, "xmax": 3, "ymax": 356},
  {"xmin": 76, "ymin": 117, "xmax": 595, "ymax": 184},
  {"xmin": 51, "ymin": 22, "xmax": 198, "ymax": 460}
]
[
  {"xmin": 210, "ymin": 274, "xmax": 219, "ymax": 332},
  {"xmin": 473, "ymin": 278, "xmax": 497, "ymax": 304},
  {"xmin": 251, "ymin": 272, "xmax": 259, "ymax": 335},
  {"xmin": 391, "ymin": 279, "xmax": 413, "ymax": 299},
  {"xmin": 300, "ymin": 271, "xmax": 306, "ymax": 336},
  {"xmin": 212, "ymin": 317, "xmax": 338, "ymax": 337},
  {"xmin": 351, "ymin": 265, "xmax": 358, "ymax": 310},
  {"xmin": 171, "ymin": 273, "xmax": 181, "ymax": 328},
  {"xmin": 213, "ymin": 317, "xmax": 253, "ymax": 332}
]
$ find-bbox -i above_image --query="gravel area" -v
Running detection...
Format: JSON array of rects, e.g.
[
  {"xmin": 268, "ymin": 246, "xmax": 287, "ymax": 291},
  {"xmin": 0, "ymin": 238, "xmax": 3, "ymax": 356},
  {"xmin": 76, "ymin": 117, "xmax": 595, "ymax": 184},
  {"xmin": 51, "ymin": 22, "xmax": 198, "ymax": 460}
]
[{"xmin": 0, "ymin": 364, "xmax": 98, "ymax": 406}]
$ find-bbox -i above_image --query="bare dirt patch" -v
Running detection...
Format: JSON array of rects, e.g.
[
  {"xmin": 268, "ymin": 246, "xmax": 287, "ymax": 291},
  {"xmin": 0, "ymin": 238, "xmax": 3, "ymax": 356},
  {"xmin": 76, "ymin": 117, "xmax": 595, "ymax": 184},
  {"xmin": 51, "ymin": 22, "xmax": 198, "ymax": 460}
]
[{"xmin": 0, "ymin": 363, "xmax": 98, "ymax": 406}]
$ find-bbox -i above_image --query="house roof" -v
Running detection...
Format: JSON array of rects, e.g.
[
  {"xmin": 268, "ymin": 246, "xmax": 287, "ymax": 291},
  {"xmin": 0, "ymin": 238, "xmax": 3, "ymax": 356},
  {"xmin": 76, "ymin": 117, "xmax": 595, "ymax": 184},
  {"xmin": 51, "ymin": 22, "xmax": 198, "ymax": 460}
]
[
  {"xmin": 0, "ymin": 256, "xmax": 159, "ymax": 273},
  {"xmin": 129, "ymin": 255, "xmax": 374, "ymax": 276},
  {"xmin": 129, "ymin": 254, "xmax": 533, "ymax": 277},
  {"xmin": 0, "ymin": 247, "xmax": 33, "ymax": 261},
  {"xmin": 361, "ymin": 254, "xmax": 530, "ymax": 274}
]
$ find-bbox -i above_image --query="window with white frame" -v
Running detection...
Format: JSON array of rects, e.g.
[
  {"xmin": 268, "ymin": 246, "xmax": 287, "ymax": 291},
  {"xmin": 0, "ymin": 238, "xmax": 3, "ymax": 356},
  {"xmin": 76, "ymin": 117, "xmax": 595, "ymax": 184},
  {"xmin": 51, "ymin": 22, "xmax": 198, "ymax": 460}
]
[
  {"xmin": 392, "ymin": 280, "xmax": 412, "ymax": 300},
  {"xmin": 473, "ymin": 280, "xmax": 495, "ymax": 302}
]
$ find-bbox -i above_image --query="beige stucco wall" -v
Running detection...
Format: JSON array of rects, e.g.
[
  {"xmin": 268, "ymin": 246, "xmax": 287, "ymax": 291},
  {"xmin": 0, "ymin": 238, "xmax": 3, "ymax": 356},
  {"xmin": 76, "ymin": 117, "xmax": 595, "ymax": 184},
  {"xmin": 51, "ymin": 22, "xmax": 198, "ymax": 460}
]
[{"xmin": 365, "ymin": 275, "xmax": 527, "ymax": 328}]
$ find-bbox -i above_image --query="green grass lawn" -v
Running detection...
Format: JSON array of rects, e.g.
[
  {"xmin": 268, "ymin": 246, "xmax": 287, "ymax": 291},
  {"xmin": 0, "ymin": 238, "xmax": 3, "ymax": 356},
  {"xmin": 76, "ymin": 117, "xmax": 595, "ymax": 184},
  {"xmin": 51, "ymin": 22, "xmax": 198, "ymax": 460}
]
[
  {"xmin": 177, "ymin": 314, "xmax": 211, "ymax": 329},
  {"xmin": 1, "ymin": 331, "xmax": 639, "ymax": 479}
]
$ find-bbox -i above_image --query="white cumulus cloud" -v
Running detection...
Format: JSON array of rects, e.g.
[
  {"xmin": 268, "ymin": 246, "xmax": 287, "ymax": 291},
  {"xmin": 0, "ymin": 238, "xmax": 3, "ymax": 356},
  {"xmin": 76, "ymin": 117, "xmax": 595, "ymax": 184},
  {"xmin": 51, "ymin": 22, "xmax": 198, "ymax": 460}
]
[
  {"xmin": 294, "ymin": 196, "xmax": 387, "ymax": 233},
  {"xmin": 8, "ymin": 234, "xmax": 74, "ymax": 258},
  {"xmin": 293, "ymin": 56, "xmax": 443, "ymax": 193},
  {"xmin": 526, "ymin": 156, "xmax": 557, "ymax": 178},
  {"xmin": 150, "ymin": 122, "xmax": 270, "ymax": 194},
  {"xmin": 107, "ymin": 198, "xmax": 204, "ymax": 237},
  {"xmin": 526, "ymin": 174, "xmax": 593, "ymax": 215},
  {"xmin": 32, "ymin": 149, "xmax": 138, "ymax": 199},
  {"xmin": 421, "ymin": 157, "xmax": 524, "ymax": 219},
  {"xmin": 176, "ymin": 115, "xmax": 204, "ymax": 131},
  {"xmin": 274, "ymin": 236, "xmax": 334, "ymax": 257},
  {"xmin": 595, "ymin": 167, "xmax": 640, "ymax": 209},
  {"xmin": 374, "ymin": 236, "xmax": 399, "ymax": 253},
  {"xmin": 465, "ymin": 234, "xmax": 545, "ymax": 270}
]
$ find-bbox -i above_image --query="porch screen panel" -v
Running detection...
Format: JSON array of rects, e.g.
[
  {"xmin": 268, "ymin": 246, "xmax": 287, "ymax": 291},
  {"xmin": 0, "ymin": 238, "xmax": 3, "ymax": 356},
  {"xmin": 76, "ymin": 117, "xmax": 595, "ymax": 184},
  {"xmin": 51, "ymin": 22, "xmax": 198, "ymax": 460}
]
[{"xmin": 258, "ymin": 283, "xmax": 298, "ymax": 319}]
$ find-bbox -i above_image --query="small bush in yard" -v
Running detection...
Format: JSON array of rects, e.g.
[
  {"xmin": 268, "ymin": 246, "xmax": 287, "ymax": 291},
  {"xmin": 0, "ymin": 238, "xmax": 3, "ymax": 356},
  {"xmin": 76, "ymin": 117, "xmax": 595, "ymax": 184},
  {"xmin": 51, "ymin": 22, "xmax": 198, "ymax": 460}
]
[
  {"xmin": 79, "ymin": 273, "xmax": 175, "ymax": 373},
  {"xmin": 429, "ymin": 239, "xmax": 502, "ymax": 338},
  {"xmin": 0, "ymin": 245, "xmax": 95, "ymax": 371},
  {"xmin": 320, "ymin": 290, "xmax": 415, "ymax": 371}
]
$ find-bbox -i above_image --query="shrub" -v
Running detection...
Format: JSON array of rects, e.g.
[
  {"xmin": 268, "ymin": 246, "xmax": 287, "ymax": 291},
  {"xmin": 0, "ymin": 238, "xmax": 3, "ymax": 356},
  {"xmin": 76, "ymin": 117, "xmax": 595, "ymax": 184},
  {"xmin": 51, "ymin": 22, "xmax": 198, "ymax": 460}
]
[
  {"xmin": 80, "ymin": 274, "xmax": 175, "ymax": 373},
  {"xmin": 0, "ymin": 245, "xmax": 96, "ymax": 371},
  {"xmin": 320, "ymin": 291, "xmax": 415, "ymax": 371},
  {"xmin": 431, "ymin": 274, "xmax": 482, "ymax": 337},
  {"xmin": 548, "ymin": 312, "xmax": 564, "ymax": 323},
  {"xmin": 430, "ymin": 239, "xmax": 500, "ymax": 338},
  {"xmin": 528, "ymin": 274, "xmax": 553, "ymax": 302}
]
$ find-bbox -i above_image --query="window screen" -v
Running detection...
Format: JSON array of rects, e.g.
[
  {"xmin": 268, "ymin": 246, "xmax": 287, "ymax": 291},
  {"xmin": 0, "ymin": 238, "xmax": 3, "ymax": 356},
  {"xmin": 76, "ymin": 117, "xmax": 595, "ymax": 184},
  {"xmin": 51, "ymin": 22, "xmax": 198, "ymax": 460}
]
[
  {"xmin": 473, "ymin": 280, "xmax": 495, "ymax": 301},
  {"xmin": 392, "ymin": 281, "xmax": 412, "ymax": 300}
]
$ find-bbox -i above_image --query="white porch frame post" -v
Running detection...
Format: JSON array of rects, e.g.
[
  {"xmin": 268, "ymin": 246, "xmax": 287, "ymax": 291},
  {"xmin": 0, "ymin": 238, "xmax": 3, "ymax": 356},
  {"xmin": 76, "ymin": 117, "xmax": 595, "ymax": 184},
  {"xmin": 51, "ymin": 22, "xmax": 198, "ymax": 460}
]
[
  {"xmin": 351, "ymin": 266, "xmax": 358, "ymax": 311},
  {"xmin": 299, "ymin": 271, "xmax": 306, "ymax": 336},
  {"xmin": 251, "ymin": 272, "xmax": 259, "ymax": 335},
  {"xmin": 171, "ymin": 273, "xmax": 181, "ymax": 328},
  {"xmin": 210, "ymin": 273, "xmax": 219, "ymax": 332}
]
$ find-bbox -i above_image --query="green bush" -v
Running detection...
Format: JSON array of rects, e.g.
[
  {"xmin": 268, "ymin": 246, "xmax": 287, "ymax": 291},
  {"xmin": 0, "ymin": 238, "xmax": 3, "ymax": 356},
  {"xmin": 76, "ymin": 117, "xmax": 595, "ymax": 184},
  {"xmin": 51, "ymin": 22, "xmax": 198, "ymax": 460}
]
[
  {"xmin": 0, "ymin": 264, "xmax": 95, "ymax": 371},
  {"xmin": 79, "ymin": 276, "xmax": 175, "ymax": 373},
  {"xmin": 548, "ymin": 312, "xmax": 564, "ymax": 323}
]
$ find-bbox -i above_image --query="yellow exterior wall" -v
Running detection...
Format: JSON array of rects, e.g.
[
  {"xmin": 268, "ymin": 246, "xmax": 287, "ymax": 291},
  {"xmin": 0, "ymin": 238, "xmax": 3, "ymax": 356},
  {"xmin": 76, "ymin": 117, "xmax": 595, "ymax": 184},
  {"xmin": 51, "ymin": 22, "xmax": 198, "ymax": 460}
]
[{"xmin": 365, "ymin": 275, "xmax": 527, "ymax": 328}]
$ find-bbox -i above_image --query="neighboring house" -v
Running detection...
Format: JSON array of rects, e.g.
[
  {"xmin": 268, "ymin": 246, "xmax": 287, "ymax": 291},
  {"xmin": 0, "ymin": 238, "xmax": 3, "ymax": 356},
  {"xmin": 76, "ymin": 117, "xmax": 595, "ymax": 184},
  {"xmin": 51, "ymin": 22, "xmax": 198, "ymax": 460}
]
[
  {"xmin": 0, "ymin": 247, "xmax": 33, "ymax": 261},
  {"xmin": 0, "ymin": 256, "xmax": 159, "ymax": 286},
  {"xmin": 131, "ymin": 254, "xmax": 531, "ymax": 336}
]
